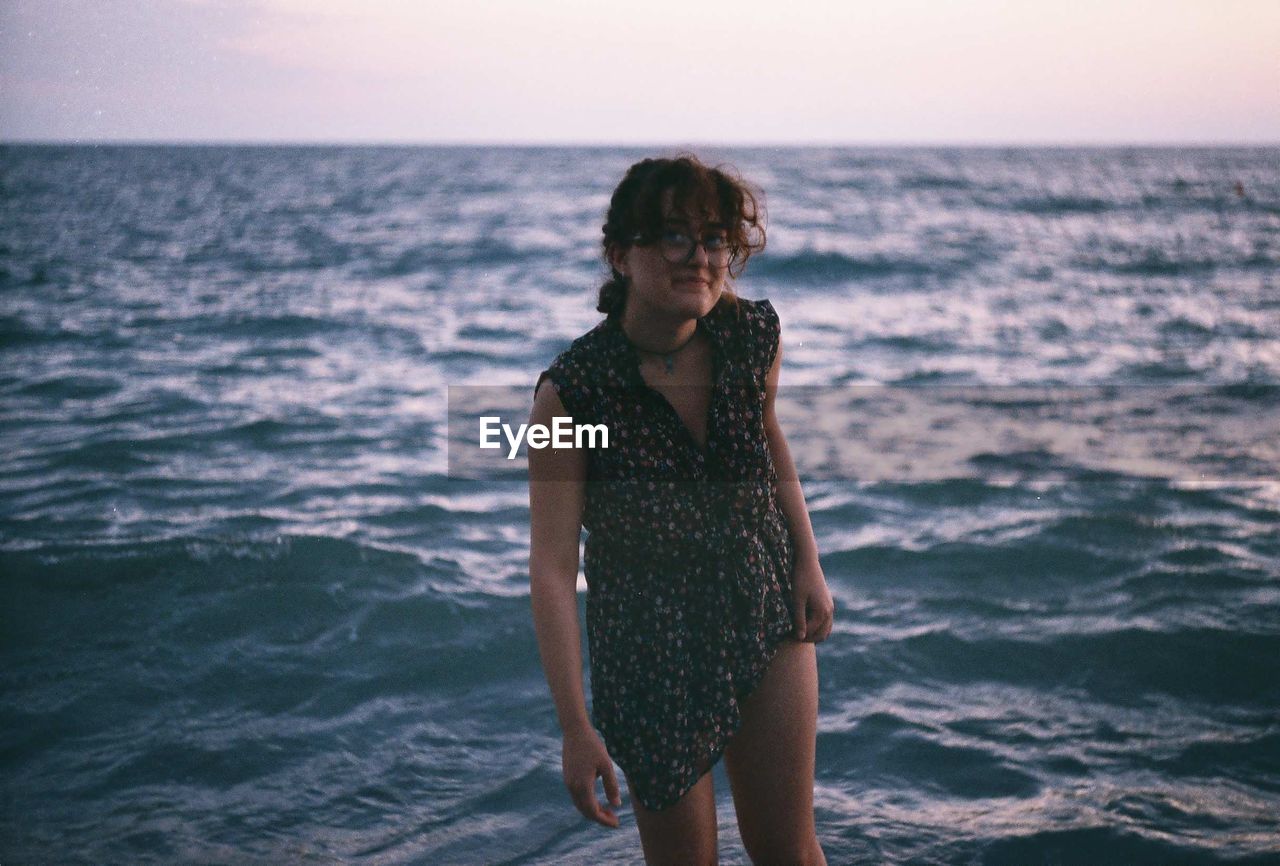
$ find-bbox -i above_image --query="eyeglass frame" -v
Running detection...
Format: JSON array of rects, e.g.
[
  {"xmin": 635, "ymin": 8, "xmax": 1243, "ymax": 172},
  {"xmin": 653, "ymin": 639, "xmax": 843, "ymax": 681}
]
[{"xmin": 628, "ymin": 226, "xmax": 736, "ymax": 267}]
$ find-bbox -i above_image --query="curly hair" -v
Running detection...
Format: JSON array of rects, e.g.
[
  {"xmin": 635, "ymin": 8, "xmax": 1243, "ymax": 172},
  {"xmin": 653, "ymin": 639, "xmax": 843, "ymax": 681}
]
[{"xmin": 597, "ymin": 154, "xmax": 766, "ymax": 317}]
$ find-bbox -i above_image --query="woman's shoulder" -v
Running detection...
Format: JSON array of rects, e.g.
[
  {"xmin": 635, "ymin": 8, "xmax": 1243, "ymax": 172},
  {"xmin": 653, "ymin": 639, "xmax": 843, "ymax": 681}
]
[
  {"xmin": 549, "ymin": 318, "xmax": 616, "ymax": 372},
  {"xmin": 707, "ymin": 293, "xmax": 774, "ymax": 324},
  {"xmin": 718, "ymin": 295, "xmax": 780, "ymax": 347},
  {"xmin": 535, "ymin": 318, "xmax": 615, "ymax": 398},
  {"xmin": 734, "ymin": 296, "xmax": 779, "ymax": 328},
  {"xmin": 714, "ymin": 295, "xmax": 781, "ymax": 382}
]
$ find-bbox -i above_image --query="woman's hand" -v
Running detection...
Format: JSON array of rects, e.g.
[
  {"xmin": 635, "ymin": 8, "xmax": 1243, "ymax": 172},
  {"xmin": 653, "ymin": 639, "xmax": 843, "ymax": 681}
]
[
  {"xmin": 562, "ymin": 726, "xmax": 622, "ymax": 828},
  {"xmin": 791, "ymin": 556, "xmax": 834, "ymax": 643}
]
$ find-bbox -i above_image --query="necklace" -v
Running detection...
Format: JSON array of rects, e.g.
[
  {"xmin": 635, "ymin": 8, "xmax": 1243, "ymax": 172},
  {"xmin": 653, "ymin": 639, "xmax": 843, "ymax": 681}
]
[{"xmin": 633, "ymin": 328, "xmax": 698, "ymax": 375}]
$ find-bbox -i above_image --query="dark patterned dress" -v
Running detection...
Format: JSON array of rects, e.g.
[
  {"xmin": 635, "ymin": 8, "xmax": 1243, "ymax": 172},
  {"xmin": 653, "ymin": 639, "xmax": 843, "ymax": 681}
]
[{"xmin": 535, "ymin": 296, "xmax": 797, "ymax": 811}]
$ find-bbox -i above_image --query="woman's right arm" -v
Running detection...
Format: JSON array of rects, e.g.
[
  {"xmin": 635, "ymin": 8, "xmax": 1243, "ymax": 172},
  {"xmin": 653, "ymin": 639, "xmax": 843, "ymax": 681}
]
[{"xmin": 527, "ymin": 379, "xmax": 622, "ymax": 828}]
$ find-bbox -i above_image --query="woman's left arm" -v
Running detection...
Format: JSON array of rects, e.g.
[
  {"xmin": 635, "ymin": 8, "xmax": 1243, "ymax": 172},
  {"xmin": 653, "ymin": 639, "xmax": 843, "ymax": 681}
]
[{"xmin": 764, "ymin": 337, "xmax": 834, "ymax": 644}]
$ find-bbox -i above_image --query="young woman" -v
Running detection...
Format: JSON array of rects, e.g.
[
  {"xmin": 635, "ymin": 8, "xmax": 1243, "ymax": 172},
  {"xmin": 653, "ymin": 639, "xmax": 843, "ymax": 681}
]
[{"xmin": 528, "ymin": 155, "xmax": 833, "ymax": 866}]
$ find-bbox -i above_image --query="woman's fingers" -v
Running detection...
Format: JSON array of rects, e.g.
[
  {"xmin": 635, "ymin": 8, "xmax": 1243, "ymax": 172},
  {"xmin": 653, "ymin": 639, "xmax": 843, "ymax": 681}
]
[
  {"xmin": 594, "ymin": 760, "xmax": 621, "ymax": 827},
  {"xmin": 568, "ymin": 769, "xmax": 620, "ymax": 828},
  {"xmin": 578, "ymin": 775, "xmax": 620, "ymax": 827},
  {"xmin": 816, "ymin": 610, "xmax": 832, "ymax": 643},
  {"xmin": 792, "ymin": 591, "xmax": 808, "ymax": 639},
  {"xmin": 569, "ymin": 779, "xmax": 600, "ymax": 824},
  {"xmin": 801, "ymin": 593, "xmax": 835, "ymax": 643},
  {"xmin": 603, "ymin": 761, "xmax": 622, "ymax": 809},
  {"xmin": 563, "ymin": 730, "xmax": 623, "ymax": 828},
  {"xmin": 796, "ymin": 593, "xmax": 815, "ymax": 642}
]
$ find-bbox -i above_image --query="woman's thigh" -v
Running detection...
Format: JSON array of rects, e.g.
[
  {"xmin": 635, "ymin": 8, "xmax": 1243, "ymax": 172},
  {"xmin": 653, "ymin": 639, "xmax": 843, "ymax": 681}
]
[
  {"xmin": 722, "ymin": 639, "xmax": 825, "ymax": 865},
  {"xmin": 631, "ymin": 769, "xmax": 718, "ymax": 866}
]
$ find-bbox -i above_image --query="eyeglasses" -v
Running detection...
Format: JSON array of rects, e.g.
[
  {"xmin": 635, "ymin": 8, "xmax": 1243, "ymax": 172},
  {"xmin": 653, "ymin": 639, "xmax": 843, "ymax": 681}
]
[{"xmin": 632, "ymin": 228, "xmax": 733, "ymax": 267}]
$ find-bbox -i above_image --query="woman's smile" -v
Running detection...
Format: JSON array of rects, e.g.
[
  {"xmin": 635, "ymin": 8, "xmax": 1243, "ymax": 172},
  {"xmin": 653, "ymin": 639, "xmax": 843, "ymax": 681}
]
[{"xmin": 673, "ymin": 276, "xmax": 711, "ymax": 289}]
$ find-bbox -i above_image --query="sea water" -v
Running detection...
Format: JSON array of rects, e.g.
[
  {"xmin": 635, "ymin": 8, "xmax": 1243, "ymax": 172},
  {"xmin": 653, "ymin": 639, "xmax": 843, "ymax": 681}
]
[{"xmin": 2, "ymin": 145, "xmax": 1278, "ymax": 864}]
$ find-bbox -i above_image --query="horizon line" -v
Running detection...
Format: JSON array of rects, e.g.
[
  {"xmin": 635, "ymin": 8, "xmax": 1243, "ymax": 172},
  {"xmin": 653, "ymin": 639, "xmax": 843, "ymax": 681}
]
[{"xmin": 3, "ymin": 137, "xmax": 1279, "ymax": 150}]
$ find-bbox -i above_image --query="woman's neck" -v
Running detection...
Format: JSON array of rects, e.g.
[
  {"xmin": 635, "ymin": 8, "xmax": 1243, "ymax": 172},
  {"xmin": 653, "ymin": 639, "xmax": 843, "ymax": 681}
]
[{"xmin": 619, "ymin": 305, "xmax": 698, "ymax": 355}]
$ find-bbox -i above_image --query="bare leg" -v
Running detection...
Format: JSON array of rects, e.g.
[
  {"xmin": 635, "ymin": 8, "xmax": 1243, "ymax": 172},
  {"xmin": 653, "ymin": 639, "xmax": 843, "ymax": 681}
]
[
  {"xmin": 723, "ymin": 639, "xmax": 826, "ymax": 866},
  {"xmin": 631, "ymin": 767, "xmax": 719, "ymax": 866}
]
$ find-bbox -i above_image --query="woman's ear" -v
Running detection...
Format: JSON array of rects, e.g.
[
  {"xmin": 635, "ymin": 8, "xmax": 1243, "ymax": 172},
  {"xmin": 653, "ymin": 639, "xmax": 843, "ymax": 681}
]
[{"xmin": 606, "ymin": 242, "xmax": 629, "ymax": 277}]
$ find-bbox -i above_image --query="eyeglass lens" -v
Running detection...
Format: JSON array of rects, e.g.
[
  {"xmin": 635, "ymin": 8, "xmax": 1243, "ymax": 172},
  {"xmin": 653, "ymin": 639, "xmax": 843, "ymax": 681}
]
[{"xmin": 660, "ymin": 234, "xmax": 731, "ymax": 265}]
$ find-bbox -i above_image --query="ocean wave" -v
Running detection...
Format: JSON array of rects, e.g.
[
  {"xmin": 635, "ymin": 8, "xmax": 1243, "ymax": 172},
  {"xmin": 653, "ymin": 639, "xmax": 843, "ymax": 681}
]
[
  {"xmin": 1, "ymin": 534, "xmax": 423, "ymax": 590},
  {"xmin": 15, "ymin": 373, "xmax": 123, "ymax": 401},
  {"xmin": 2, "ymin": 534, "xmax": 540, "ymax": 692},
  {"xmin": 1008, "ymin": 194, "xmax": 1114, "ymax": 214},
  {"xmin": 818, "ymin": 710, "xmax": 1041, "ymax": 799},
  {"xmin": 858, "ymin": 477, "xmax": 1032, "ymax": 507},
  {"xmin": 976, "ymin": 826, "xmax": 1259, "ymax": 866},
  {"xmin": 889, "ymin": 627, "xmax": 1280, "ymax": 705},
  {"xmin": 362, "ymin": 237, "xmax": 534, "ymax": 279},
  {"xmin": 752, "ymin": 250, "xmax": 949, "ymax": 284},
  {"xmin": 823, "ymin": 537, "xmax": 1127, "ymax": 589}
]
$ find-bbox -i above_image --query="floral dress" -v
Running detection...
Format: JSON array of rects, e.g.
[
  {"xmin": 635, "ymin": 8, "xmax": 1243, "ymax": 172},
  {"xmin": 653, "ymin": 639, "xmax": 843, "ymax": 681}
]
[{"xmin": 535, "ymin": 296, "xmax": 797, "ymax": 811}]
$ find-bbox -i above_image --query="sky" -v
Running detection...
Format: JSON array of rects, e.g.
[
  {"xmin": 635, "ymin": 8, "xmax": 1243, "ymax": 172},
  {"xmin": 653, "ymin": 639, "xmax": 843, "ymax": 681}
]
[{"xmin": 1, "ymin": 0, "xmax": 1278, "ymax": 145}]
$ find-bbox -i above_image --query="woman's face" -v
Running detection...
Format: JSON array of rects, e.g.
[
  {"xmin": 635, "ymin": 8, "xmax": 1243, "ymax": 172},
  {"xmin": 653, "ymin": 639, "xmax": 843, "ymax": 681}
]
[{"xmin": 611, "ymin": 190, "xmax": 729, "ymax": 322}]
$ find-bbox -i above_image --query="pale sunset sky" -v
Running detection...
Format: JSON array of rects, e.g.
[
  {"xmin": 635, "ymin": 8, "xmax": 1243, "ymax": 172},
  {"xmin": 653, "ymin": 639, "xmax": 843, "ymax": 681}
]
[{"xmin": 2, "ymin": 0, "xmax": 1277, "ymax": 144}]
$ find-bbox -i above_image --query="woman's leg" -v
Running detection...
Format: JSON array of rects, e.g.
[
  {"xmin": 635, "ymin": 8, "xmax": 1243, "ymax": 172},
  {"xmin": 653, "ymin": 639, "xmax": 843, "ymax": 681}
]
[
  {"xmin": 631, "ymin": 768, "xmax": 719, "ymax": 866},
  {"xmin": 722, "ymin": 639, "xmax": 826, "ymax": 866}
]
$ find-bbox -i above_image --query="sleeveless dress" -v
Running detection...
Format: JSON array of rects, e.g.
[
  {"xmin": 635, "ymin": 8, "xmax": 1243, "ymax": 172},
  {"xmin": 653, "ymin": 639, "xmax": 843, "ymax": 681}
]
[{"xmin": 535, "ymin": 296, "xmax": 797, "ymax": 811}]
